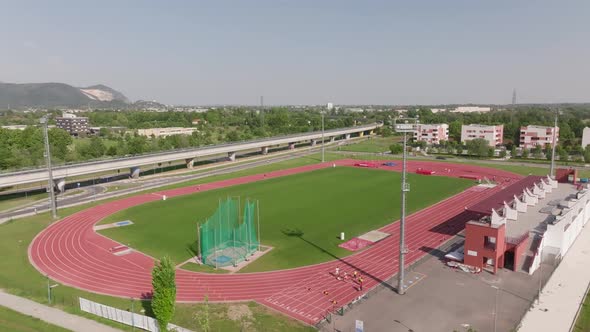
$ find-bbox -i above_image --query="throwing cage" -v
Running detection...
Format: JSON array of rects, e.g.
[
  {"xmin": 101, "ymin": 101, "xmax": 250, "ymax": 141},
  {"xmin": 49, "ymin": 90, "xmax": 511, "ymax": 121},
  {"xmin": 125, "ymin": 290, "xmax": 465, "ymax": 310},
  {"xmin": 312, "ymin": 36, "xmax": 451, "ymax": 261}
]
[{"xmin": 198, "ymin": 197, "xmax": 260, "ymax": 268}]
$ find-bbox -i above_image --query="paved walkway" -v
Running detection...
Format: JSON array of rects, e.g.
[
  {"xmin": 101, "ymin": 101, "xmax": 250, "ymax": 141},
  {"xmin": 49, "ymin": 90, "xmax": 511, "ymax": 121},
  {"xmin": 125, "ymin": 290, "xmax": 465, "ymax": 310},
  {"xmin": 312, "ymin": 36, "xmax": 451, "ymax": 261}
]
[
  {"xmin": 519, "ymin": 222, "xmax": 590, "ymax": 331},
  {"xmin": 0, "ymin": 290, "xmax": 122, "ymax": 332}
]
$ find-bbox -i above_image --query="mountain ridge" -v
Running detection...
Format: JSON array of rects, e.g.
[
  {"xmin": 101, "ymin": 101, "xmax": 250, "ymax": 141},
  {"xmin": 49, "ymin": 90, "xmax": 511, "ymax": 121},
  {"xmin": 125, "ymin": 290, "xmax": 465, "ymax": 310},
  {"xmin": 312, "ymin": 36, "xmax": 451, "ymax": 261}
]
[{"xmin": 0, "ymin": 82, "xmax": 130, "ymax": 108}]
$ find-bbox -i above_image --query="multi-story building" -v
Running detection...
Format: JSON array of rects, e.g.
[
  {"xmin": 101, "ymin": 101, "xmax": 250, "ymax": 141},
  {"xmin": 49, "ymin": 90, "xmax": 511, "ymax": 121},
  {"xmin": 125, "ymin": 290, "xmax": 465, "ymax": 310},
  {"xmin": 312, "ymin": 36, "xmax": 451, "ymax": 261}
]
[
  {"xmin": 461, "ymin": 124, "xmax": 504, "ymax": 147},
  {"xmin": 451, "ymin": 106, "xmax": 492, "ymax": 113},
  {"xmin": 519, "ymin": 125, "xmax": 559, "ymax": 149},
  {"xmin": 136, "ymin": 127, "xmax": 198, "ymax": 138},
  {"xmin": 413, "ymin": 123, "xmax": 449, "ymax": 145},
  {"xmin": 55, "ymin": 113, "xmax": 89, "ymax": 136}
]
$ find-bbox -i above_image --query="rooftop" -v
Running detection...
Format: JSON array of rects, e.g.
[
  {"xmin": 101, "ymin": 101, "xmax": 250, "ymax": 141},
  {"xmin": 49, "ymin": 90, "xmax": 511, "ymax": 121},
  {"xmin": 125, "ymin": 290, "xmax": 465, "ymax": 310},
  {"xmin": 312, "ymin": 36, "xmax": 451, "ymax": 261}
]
[
  {"xmin": 504, "ymin": 183, "xmax": 578, "ymax": 238},
  {"xmin": 467, "ymin": 176, "xmax": 544, "ymax": 216}
]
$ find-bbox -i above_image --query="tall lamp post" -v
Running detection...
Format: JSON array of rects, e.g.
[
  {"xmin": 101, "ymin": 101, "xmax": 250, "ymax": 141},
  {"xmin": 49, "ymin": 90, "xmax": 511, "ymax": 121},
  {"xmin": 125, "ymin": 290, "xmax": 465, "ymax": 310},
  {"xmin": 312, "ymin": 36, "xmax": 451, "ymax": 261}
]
[
  {"xmin": 393, "ymin": 117, "xmax": 419, "ymax": 295},
  {"xmin": 40, "ymin": 116, "xmax": 58, "ymax": 220},
  {"xmin": 321, "ymin": 112, "xmax": 325, "ymax": 163}
]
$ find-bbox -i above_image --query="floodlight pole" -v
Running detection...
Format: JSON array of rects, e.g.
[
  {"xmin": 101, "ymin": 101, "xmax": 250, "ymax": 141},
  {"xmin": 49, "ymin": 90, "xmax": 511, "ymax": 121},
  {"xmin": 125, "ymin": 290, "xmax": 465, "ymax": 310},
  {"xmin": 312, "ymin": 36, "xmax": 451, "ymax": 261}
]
[
  {"xmin": 393, "ymin": 117, "xmax": 418, "ymax": 296},
  {"xmin": 321, "ymin": 112, "xmax": 325, "ymax": 163},
  {"xmin": 549, "ymin": 109, "xmax": 558, "ymax": 179},
  {"xmin": 41, "ymin": 116, "xmax": 58, "ymax": 220},
  {"xmin": 398, "ymin": 130, "xmax": 408, "ymax": 295}
]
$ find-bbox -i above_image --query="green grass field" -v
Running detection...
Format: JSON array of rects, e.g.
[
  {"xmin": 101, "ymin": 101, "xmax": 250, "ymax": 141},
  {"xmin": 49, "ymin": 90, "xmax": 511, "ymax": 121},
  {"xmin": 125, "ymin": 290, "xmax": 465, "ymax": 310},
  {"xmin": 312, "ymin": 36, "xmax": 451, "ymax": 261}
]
[
  {"xmin": 99, "ymin": 167, "xmax": 473, "ymax": 272},
  {"xmin": 337, "ymin": 137, "xmax": 399, "ymax": 153},
  {"xmin": 0, "ymin": 305, "xmax": 72, "ymax": 332},
  {"xmin": 574, "ymin": 289, "xmax": 590, "ymax": 332}
]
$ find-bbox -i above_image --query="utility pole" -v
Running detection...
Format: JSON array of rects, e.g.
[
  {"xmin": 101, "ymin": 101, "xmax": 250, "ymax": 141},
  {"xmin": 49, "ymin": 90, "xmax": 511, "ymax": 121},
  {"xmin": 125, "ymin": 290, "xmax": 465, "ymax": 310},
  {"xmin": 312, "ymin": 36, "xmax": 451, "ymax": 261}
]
[
  {"xmin": 41, "ymin": 116, "xmax": 58, "ymax": 220},
  {"xmin": 321, "ymin": 112, "xmax": 325, "ymax": 163},
  {"xmin": 549, "ymin": 109, "xmax": 558, "ymax": 178},
  {"xmin": 393, "ymin": 117, "xmax": 418, "ymax": 295}
]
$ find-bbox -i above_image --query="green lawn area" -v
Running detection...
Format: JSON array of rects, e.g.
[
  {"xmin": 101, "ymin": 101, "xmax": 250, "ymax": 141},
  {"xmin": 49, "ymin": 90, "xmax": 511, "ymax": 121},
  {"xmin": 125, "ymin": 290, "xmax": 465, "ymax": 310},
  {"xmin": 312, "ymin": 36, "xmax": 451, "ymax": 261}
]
[
  {"xmin": 99, "ymin": 167, "xmax": 473, "ymax": 272},
  {"xmin": 0, "ymin": 191, "xmax": 47, "ymax": 212},
  {"xmin": 574, "ymin": 290, "xmax": 590, "ymax": 332},
  {"xmin": 0, "ymin": 305, "xmax": 72, "ymax": 332},
  {"xmin": 337, "ymin": 137, "xmax": 399, "ymax": 153}
]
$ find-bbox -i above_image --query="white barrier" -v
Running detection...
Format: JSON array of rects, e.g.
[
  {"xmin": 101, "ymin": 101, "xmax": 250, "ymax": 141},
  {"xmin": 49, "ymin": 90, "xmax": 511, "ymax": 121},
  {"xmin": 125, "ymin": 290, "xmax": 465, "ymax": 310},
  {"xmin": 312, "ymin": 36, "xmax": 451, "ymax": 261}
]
[{"xmin": 79, "ymin": 297, "xmax": 191, "ymax": 332}]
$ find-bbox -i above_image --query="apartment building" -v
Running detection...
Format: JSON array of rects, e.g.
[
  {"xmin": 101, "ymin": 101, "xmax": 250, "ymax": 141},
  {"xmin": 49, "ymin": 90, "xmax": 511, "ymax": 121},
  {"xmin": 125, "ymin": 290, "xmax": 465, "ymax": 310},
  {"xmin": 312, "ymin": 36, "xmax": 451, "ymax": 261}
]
[
  {"xmin": 413, "ymin": 123, "xmax": 449, "ymax": 145},
  {"xmin": 55, "ymin": 112, "xmax": 89, "ymax": 136},
  {"xmin": 461, "ymin": 124, "xmax": 504, "ymax": 147},
  {"xmin": 519, "ymin": 125, "xmax": 559, "ymax": 149}
]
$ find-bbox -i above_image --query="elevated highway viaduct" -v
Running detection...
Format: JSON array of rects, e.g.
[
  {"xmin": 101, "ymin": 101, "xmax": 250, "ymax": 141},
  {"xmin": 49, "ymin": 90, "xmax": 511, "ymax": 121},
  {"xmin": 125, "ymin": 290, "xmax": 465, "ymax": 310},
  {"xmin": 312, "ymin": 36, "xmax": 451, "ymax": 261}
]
[{"xmin": 0, "ymin": 123, "xmax": 381, "ymax": 191}]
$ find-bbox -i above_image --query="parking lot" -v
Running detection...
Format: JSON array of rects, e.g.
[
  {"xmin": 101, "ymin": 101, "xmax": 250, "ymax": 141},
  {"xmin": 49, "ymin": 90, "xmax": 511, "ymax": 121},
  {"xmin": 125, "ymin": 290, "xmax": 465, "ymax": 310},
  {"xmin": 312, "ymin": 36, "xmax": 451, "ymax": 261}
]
[{"xmin": 322, "ymin": 236, "xmax": 555, "ymax": 332}]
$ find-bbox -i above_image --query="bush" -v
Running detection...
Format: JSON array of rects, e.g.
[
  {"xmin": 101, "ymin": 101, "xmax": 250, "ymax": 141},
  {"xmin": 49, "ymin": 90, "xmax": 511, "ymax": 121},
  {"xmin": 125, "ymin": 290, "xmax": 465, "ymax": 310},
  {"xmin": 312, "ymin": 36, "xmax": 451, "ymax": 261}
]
[{"xmin": 390, "ymin": 144, "xmax": 404, "ymax": 154}]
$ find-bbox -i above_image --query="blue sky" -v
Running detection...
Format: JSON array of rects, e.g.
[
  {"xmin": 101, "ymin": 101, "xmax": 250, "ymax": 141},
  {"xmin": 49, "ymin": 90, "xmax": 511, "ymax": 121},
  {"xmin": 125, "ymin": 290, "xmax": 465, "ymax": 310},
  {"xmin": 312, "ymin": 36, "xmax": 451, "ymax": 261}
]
[{"xmin": 1, "ymin": 0, "xmax": 588, "ymax": 105}]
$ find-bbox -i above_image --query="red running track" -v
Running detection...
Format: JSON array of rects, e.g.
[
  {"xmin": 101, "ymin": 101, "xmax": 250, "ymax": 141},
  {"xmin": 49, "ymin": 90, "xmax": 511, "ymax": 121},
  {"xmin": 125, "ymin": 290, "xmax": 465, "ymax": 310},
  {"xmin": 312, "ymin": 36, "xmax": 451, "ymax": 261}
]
[{"xmin": 29, "ymin": 160, "xmax": 521, "ymax": 325}]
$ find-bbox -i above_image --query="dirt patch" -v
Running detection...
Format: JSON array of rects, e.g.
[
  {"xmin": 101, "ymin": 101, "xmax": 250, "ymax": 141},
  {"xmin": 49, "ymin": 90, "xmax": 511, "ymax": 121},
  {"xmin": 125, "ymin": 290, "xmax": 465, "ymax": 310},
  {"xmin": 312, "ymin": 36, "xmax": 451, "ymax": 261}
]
[{"xmin": 227, "ymin": 304, "xmax": 253, "ymax": 321}]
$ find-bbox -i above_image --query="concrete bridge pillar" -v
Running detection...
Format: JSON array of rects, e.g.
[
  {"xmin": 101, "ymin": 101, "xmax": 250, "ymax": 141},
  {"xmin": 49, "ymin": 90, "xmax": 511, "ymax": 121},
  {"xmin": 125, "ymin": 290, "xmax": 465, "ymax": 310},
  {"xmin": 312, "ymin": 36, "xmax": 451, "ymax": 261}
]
[
  {"xmin": 288, "ymin": 142, "xmax": 296, "ymax": 150},
  {"xmin": 311, "ymin": 139, "xmax": 317, "ymax": 147},
  {"xmin": 261, "ymin": 147, "xmax": 269, "ymax": 155},
  {"xmin": 130, "ymin": 166, "xmax": 141, "ymax": 179},
  {"xmin": 359, "ymin": 131, "xmax": 364, "ymax": 137},
  {"xmin": 345, "ymin": 133, "xmax": 351, "ymax": 140},
  {"xmin": 185, "ymin": 158, "xmax": 195, "ymax": 169},
  {"xmin": 228, "ymin": 152, "xmax": 236, "ymax": 161},
  {"xmin": 330, "ymin": 136, "xmax": 335, "ymax": 142},
  {"xmin": 54, "ymin": 178, "xmax": 66, "ymax": 193},
  {"xmin": 370, "ymin": 130, "xmax": 374, "ymax": 135}
]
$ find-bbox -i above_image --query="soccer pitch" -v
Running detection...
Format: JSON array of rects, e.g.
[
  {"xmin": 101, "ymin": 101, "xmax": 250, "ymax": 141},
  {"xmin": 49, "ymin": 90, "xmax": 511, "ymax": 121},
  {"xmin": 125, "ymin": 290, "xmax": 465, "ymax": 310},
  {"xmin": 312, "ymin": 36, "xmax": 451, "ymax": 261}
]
[{"xmin": 99, "ymin": 167, "xmax": 473, "ymax": 272}]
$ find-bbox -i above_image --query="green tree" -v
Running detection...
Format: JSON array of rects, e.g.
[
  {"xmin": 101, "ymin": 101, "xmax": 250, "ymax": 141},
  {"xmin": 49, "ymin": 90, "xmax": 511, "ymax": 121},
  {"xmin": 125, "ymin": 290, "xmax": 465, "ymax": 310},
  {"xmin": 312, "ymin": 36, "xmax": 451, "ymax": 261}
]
[
  {"xmin": 390, "ymin": 144, "xmax": 404, "ymax": 154},
  {"xmin": 151, "ymin": 256, "xmax": 176, "ymax": 331},
  {"xmin": 499, "ymin": 150, "xmax": 507, "ymax": 158},
  {"xmin": 584, "ymin": 146, "xmax": 590, "ymax": 163},
  {"xmin": 89, "ymin": 136, "xmax": 106, "ymax": 158},
  {"xmin": 448, "ymin": 121, "xmax": 462, "ymax": 141},
  {"xmin": 48, "ymin": 128, "xmax": 73, "ymax": 161},
  {"xmin": 466, "ymin": 138, "xmax": 489, "ymax": 157},
  {"xmin": 196, "ymin": 295, "xmax": 210, "ymax": 332},
  {"xmin": 522, "ymin": 148, "xmax": 530, "ymax": 159},
  {"xmin": 532, "ymin": 145, "xmax": 543, "ymax": 158},
  {"xmin": 510, "ymin": 145, "xmax": 517, "ymax": 158},
  {"xmin": 559, "ymin": 148, "xmax": 569, "ymax": 161}
]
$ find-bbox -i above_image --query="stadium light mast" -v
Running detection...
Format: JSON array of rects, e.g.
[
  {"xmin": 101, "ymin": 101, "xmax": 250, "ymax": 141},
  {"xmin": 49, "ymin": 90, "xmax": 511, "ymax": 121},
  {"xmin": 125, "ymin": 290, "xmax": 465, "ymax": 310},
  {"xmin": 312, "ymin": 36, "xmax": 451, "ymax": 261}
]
[
  {"xmin": 393, "ymin": 116, "xmax": 419, "ymax": 295},
  {"xmin": 40, "ymin": 115, "xmax": 58, "ymax": 220},
  {"xmin": 321, "ymin": 112, "xmax": 325, "ymax": 163}
]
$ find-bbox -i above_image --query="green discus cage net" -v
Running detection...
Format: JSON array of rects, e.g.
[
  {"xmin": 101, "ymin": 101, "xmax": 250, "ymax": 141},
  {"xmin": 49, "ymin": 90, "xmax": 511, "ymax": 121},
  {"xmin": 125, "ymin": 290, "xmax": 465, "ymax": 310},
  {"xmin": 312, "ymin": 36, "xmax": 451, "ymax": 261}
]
[{"xmin": 199, "ymin": 197, "xmax": 259, "ymax": 268}]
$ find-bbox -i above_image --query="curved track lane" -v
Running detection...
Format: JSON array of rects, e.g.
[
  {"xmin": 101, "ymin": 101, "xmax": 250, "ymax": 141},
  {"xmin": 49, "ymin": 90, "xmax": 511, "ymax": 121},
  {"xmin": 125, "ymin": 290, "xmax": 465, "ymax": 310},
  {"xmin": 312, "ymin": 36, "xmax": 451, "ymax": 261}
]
[{"xmin": 29, "ymin": 160, "xmax": 521, "ymax": 325}]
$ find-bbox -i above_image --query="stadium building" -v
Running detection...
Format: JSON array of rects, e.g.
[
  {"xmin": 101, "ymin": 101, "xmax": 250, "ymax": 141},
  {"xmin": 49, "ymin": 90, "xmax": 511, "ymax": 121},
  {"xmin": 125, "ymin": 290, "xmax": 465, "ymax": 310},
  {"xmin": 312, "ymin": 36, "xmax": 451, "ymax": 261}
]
[{"xmin": 459, "ymin": 168, "xmax": 587, "ymax": 276}]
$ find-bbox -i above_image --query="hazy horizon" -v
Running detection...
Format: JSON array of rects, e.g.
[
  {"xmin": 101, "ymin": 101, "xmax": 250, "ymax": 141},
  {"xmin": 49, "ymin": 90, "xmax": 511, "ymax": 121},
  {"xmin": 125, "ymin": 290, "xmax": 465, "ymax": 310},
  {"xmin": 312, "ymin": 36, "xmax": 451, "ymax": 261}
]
[{"xmin": 1, "ymin": 1, "xmax": 589, "ymax": 105}]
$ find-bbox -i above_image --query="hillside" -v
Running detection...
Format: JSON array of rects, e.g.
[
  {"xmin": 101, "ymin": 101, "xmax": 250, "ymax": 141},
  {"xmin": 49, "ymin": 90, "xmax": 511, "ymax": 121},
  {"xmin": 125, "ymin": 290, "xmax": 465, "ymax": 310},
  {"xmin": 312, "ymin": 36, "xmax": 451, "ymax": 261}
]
[{"xmin": 0, "ymin": 82, "xmax": 129, "ymax": 108}]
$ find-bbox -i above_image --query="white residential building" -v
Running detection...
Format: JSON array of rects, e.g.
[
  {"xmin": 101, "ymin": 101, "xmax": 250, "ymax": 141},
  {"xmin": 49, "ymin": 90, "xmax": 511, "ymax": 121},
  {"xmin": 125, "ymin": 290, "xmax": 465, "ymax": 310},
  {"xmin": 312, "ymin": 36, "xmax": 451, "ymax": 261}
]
[
  {"xmin": 327, "ymin": 102, "xmax": 334, "ymax": 110},
  {"xmin": 582, "ymin": 127, "xmax": 590, "ymax": 149},
  {"xmin": 461, "ymin": 124, "xmax": 504, "ymax": 147},
  {"xmin": 136, "ymin": 127, "xmax": 198, "ymax": 138},
  {"xmin": 413, "ymin": 123, "xmax": 449, "ymax": 145},
  {"xmin": 430, "ymin": 108, "xmax": 446, "ymax": 113},
  {"xmin": 519, "ymin": 125, "xmax": 559, "ymax": 149},
  {"xmin": 451, "ymin": 106, "xmax": 492, "ymax": 113}
]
